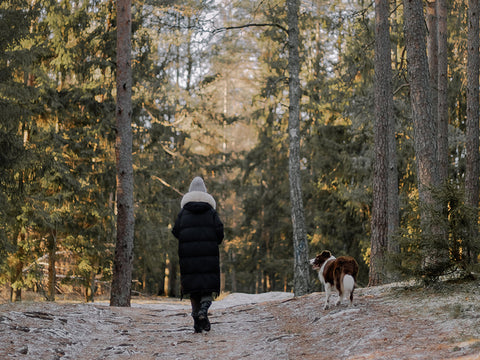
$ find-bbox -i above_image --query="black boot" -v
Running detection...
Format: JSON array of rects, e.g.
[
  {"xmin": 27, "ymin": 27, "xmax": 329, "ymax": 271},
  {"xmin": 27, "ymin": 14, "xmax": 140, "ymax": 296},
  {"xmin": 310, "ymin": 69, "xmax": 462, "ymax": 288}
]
[
  {"xmin": 198, "ymin": 301, "xmax": 211, "ymax": 332},
  {"xmin": 192, "ymin": 313, "xmax": 202, "ymax": 333}
]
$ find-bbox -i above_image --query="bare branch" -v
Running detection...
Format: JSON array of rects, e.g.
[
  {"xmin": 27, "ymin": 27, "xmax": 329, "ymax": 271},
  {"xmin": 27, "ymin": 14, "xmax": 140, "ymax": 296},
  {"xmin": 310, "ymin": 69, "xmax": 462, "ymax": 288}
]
[
  {"xmin": 160, "ymin": 143, "xmax": 193, "ymax": 165},
  {"xmin": 212, "ymin": 23, "xmax": 288, "ymax": 35},
  {"xmin": 152, "ymin": 176, "xmax": 184, "ymax": 196},
  {"xmin": 393, "ymin": 83, "xmax": 409, "ymax": 95},
  {"xmin": 143, "ymin": 105, "xmax": 184, "ymax": 127}
]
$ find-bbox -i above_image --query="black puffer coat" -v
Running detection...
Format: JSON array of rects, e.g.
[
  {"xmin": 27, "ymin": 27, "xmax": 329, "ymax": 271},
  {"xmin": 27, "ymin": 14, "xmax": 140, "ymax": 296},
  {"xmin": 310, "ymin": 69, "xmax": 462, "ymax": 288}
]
[{"xmin": 172, "ymin": 192, "xmax": 224, "ymax": 296}]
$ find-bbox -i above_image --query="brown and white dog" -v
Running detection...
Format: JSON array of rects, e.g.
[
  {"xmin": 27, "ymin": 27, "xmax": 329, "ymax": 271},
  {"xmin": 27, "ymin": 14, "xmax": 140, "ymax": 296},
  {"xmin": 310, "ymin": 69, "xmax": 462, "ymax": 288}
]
[{"xmin": 310, "ymin": 250, "xmax": 359, "ymax": 310}]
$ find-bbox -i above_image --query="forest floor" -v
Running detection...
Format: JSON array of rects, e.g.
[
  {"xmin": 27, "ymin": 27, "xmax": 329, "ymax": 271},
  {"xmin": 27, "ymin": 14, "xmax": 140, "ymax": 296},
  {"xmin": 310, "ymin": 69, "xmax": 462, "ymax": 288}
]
[{"xmin": 1, "ymin": 279, "xmax": 480, "ymax": 360}]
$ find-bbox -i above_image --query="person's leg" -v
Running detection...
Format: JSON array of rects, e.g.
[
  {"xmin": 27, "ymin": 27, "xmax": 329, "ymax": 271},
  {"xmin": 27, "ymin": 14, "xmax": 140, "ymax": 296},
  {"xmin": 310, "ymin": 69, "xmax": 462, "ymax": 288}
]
[
  {"xmin": 198, "ymin": 294, "xmax": 213, "ymax": 331},
  {"xmin": 190, "ymin": 293, "xmax": 202, "ymax": 333}
]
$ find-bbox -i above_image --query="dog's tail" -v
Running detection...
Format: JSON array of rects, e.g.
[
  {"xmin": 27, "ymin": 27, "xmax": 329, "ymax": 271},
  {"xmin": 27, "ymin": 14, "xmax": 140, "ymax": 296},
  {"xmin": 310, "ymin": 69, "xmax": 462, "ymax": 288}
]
[{"xmin": 343, "ymin": 274, "xmax": 355, "ymax": 302}]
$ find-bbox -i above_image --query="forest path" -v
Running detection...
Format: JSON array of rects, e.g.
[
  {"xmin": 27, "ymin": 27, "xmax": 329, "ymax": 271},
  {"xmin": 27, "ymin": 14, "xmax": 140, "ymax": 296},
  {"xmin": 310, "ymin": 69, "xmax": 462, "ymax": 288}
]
[{"xmin": 1, "ymin": 282, "xmax": 480, "ymax": 359}]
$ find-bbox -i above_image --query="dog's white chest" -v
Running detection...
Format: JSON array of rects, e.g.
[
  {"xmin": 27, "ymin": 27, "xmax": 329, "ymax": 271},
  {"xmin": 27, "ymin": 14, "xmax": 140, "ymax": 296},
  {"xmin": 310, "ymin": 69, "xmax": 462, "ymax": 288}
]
[{"xmin": 318, "ymin": 272, "xmax": 326, "ymax": 284}]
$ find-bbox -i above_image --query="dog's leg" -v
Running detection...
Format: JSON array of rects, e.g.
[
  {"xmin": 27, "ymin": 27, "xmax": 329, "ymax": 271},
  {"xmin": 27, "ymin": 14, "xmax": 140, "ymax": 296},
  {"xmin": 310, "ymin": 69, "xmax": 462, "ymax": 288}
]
[
  {"xmin": 335, "ymin": 273, "xmax": 343, "ymax": 307},
  {"xmin": 335, "ymin": 285, "xmax": 343, "ymax": 307},
  {"xmin": 324, "ymin": 283, "xmax": 332, "ymax": 310},
  {"xmin": 348, "ymin": 287, "xmax": 355, "ymax": 306},
  {"xmin": 333, "ymin": 267, "xmax": 345, "ymax": 306}
]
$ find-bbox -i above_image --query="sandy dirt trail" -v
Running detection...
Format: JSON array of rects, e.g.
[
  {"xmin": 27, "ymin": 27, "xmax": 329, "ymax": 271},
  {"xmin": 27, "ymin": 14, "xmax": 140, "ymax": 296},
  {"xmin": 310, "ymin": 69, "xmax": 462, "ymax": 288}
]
[{"xmin": 1, "ymin": 282, "xmax": 480, "ymax": 359}]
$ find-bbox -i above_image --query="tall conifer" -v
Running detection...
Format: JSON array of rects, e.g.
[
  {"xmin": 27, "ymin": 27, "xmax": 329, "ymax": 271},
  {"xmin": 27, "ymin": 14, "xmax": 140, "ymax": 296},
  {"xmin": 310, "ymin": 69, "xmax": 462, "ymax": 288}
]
[
  {"xmin": 111, "ymin": 0, "xmax": 134, "ymax": 307},
  {"xmin": 287, "ymin": 0, "xmax": 310, "ymax": 296}
]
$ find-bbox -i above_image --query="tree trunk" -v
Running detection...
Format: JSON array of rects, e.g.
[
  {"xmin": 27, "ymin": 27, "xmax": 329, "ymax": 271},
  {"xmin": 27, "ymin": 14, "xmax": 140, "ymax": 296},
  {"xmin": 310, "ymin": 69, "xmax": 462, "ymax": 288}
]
[
  {"xmin": 466, "ymin": 0, "xmax": 479, "ymax": 263},
  {"xmin": 387, "ymin": 105, "xmax": 399, "ymax": 256},
  {"xmin": 10, "ymin": 262, "xmax": 23, "ymax": 302},
  {"xmin": 46, "ymin": 233, "xmax": 56, "ymax": 302},
  {"xmin": 110, "ymin": 0, "xmax": 134, "ymax": 307},
  {"xmin": 370, "ymin": 0, "xmax": 393, "ymax": 286},
  {"xmin": 403, "ymin": 0, "xmax": 439, "ymax": 205},
  {"xmin": 10, "ymin": 287, "xmax": 22, "ymax": 302},
  {"xmin": 229, "ymin": 250, "xmax": 237, "ymax": 292},
  {"xmin": 388, "ymin": 1, "xmax": 400, "ymax": 258},
  {"xmin": 163, "ymin": 254, "xmax": 170, "ymax": 296},
  {"xmin": 10, "ymin": 231, "xmax": 25, "ymax": 302},
  {"xmin": 426, "ymin": 1, "xmax": 438, "ymax": 130},
  {"xmin": 404, "ymin": 0, "xmax": 445, "ymax": 273},
  {"xmin": 169, "ymin": 258, "xmax": 179, "ymax": 297},
  {"xmin": 287, "ymin": 0, "xmax": 310, "ymax": 296},
  {"xmin": 85, "ymin": 271, "xmax": 95, "ymax": 303},
  {"xmin": 437, "ymin": 0, "xmax": 448, "ymax": 183}
]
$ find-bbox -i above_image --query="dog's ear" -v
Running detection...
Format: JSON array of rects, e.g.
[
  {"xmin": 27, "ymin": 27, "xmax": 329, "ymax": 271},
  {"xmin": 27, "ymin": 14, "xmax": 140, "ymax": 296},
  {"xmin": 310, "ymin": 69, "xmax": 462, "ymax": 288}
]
[{"xmin": 320, "ymin": 250, "xmax": 331, "ymax": 258}]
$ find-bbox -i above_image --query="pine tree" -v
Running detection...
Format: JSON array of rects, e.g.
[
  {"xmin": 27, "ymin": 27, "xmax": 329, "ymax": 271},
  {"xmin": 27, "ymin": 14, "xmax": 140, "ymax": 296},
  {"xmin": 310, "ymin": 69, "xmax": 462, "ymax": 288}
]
[
  {"xmin": 436, "ymin": 0, "xmax": 448, "ymax": 183},
  {"xmin": 466, "ymin": 0, "xmax": 479, "ymax": 263},
  {"xmin": 287, "ymin": 0, "xmax": 310, "ymax": 296},
  {"xmin": 370, "ymin": 0, "xmax": 393, "ymax": 286},
  {"xmin": 403, "ymin": 0, "xmax": 440, "ymax": 216},
  {"xmin": 0, "ymin": 0, "xmax": 48, "ymax": 301},
  {"xmin": 111, "ymin": 0, "xmax": 134, "ymax": 307}
]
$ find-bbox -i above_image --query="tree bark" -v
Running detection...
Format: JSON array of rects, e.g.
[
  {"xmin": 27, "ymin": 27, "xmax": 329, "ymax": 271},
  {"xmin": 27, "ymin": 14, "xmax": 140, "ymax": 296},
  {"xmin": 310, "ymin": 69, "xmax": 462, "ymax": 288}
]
[
  {"xmin": 46, "ymin": 233, "xmax": 56, "ymax": 302},
  {"xmin": 85, "ymin": 270, "xmax": 95, "ymax": 303},
  {"xmin": 387, "ymin": 104, "xmax": 399, "ymax": 256},
  {"xmin": 466, "ymin": 0, "xmax": 479, "ymax": 263},
  {"xmin": 437, "ymin": 0, "xmax": 448, "ymax": 183},
  {"xmin": 388, "ymin": 1, "xmax": 400, "ymax": 258},
  {"xmin": 427, "ymin": 1, "xmax": 438, "ymax": 129},
  {"xmin": 287, "ymin": 0, "xmax": 310, "ymax": 296},
  {"xmin": 403, "ymin": 0, "xmax": 439, "ymax": 206},
  {"xmin": 404, "ymin": 0, "xmax": 445, "ymax": 274},
  {"xmin": 110, "ymin": 0, "xmax": 134, "ymax": 307},
  {"xmin": 10, "ymin": 231, "xmax": 25, "ymax": 302},
  {"xmin": 370, "ymin": 0, "xmax": 393, "ymax": 286}
]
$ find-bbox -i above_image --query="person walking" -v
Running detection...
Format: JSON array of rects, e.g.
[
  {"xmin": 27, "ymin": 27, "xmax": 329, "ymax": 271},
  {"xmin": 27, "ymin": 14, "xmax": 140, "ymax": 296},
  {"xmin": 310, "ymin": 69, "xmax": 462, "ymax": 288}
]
[{"xmin": 172, "ymin": 176, "xmax": 224, "ymax": 333}]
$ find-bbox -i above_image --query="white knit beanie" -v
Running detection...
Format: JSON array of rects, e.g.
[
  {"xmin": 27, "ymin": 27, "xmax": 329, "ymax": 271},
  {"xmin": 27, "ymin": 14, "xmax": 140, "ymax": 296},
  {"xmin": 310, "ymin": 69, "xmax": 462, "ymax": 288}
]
[{"xmin": 188, "ymin": 176, "xmax": 207, "ymax": 193}]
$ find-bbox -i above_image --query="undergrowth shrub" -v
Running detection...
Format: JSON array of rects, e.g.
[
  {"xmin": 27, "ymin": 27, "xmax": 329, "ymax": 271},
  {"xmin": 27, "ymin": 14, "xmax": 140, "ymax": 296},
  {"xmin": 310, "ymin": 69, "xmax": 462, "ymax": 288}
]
[{"xmin": 389, "ymin": 183, "xmax": 480, "ymax": 284}]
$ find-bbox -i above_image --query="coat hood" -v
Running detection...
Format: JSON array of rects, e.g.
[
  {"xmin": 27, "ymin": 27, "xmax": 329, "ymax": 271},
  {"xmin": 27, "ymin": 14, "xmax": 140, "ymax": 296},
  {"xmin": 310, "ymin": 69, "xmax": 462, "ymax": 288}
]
[{"xmin": 180, "ymin": 191, "xmax": 216, "ymax": 210}]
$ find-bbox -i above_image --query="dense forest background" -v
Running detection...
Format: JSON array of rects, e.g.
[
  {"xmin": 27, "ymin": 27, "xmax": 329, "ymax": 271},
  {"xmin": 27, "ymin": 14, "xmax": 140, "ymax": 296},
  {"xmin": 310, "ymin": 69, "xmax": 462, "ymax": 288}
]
[{"xmin": 1, "ymin": 0, "xmax": 479, "ymax": 302}]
